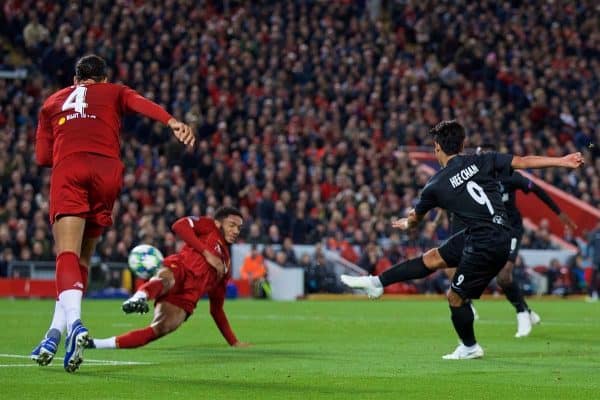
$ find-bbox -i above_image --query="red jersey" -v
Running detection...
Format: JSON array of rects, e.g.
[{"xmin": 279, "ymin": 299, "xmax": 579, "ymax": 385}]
[
  {"xmin": 35, "ymin": 82, "xmax": 173, "ymax": 167},
  {"xmin": 172, "ymin": 216, "xmax": 231, "ymax": 287}
]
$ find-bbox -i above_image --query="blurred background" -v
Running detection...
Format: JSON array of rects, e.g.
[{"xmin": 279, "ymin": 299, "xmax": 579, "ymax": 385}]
[{"xmin": 0, "ymin": 0, "xmax": 598, "ymax": 300}]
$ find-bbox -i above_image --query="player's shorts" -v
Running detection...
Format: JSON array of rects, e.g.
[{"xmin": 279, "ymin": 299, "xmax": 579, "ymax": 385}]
[
  {"xmin": 507, "ymin": 228, "xmax": 524, "ymax": 263},
  {"xmin": 450, "ymin": 226, "xmax": 512, "ymax": 300},
  {"xmin": 438, "ymin": 229, "xmax": 466, "ymax": 267},
  {"xmin": 156, "ymin": 255, "xmax": 214, "ymax": 316},
  {"xmin": 50, "ymin": 152, "xmax": 124, "ymax": 238}
]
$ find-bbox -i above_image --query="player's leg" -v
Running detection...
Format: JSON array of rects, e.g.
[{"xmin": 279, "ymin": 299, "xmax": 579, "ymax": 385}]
[
  {"xmin": 89, "ymin": 301, "xmax": 187, "ymax": 349},
  {"xmin": 122, "ymin": 267, "xmax": 176, "ymax": 313},
  {"xmin": 341, "ymin": 230, "xmax": 465, "ymax": 297}
]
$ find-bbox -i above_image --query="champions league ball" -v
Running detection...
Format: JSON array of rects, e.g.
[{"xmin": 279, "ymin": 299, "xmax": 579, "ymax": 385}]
[{"xmin": 128, "ymin": 244, "xmax": 164, "ymax": 279}]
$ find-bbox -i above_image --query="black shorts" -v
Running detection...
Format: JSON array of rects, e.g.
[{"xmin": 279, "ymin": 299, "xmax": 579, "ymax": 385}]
[
  {"xmin": 449, "ymin": 227, "xmax": 512, "ymax": 300},
  {"xmin": 507, "ymin": 228, "xmax": 523, "ymax": 263},
  {"xmin": 439, "ymin": 230, "xmax": 466, "ymax": 268}
]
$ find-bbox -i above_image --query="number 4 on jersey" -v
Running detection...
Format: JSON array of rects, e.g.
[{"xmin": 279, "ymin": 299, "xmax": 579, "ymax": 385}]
[{"xmin": 62, "ymin": 86, "xmax": 88, "ymax": 114}]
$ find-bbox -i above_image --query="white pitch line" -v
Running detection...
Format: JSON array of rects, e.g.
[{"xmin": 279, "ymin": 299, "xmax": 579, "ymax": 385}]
[{"xmin": 0, "ymin": 354, "xmax": 153, "ymax": 366}]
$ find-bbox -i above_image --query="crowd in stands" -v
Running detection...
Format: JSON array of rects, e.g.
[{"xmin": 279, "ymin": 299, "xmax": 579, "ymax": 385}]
[{"xmin": 1, "ymin": 1, "xmax": 598, "ymax": 295}]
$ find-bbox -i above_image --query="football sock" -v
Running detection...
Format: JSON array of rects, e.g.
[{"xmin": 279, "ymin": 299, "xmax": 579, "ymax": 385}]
[
  {"xmin": 47, "ymin": 301, "xmax": 67, "ymax": 336},
  {"xmin": 500, "ymin": 281, "xmax": 528, "ymax": 313},
  {"xmin": 56, "ymin": 252, "xmax": 84, "ymax": 333},
  {"xmin": 134, "ymin": 278, "xmax": 164, "ymax": 300},
  {"xmin": 79, "ymin": 263, "xmax": 89, "ymax": 293},
  {"xmin": 379, "ymin": 256, "xmax": 432, "ymax": 286},
  {"xmin": 46, "ymin": 328, "xmax": 61, "ymax": 342},
  {"xmin": 450, "ymin": 304, "xmax": 476, "ymax": 347},
  {"xmin": 91, "ymin": 337, "xmax": 117, "ymax": 349},
  {"xmin": 116, "ymin": 327, "xmax": 158, "ymax": 349}
]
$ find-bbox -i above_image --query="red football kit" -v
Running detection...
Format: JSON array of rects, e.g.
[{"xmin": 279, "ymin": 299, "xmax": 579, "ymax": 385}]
[
  {"xmin": 159, "ymin": 216, "xmax": 238, "ymax": 345},
  {"xmin": 35, "ymin": 82, "xmax": 173, "ymax": 237}
]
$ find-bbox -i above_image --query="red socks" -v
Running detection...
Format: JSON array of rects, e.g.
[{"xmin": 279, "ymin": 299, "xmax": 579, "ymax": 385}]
[
  {"xmin": 116, "ymin": 327, "xmax": 157, "ymax": 348},
  {"xmin": 79, "ymin": 264, "xmax": 89, "ymax": 293},
  {"xmin": 55, "ymin": 251, "xmax": 83, "ymax": 296},
  {"xmin": 139, "ymin": 279, "xmax": 165, "ymax": 300}
]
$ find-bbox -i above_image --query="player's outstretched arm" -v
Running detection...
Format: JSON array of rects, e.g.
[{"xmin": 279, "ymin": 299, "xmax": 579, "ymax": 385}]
[
  {"xmin": 511, "ymin": 152, "xmax": 584, "ymax": 170},
  {"xmin": 121, "ymin": 87, "xmax": 195, "ymax": 147},
  {"xmin": 528, "ymin": 181, "xmax": 578, "ymax": 230},
  {"xmin": 208, "ymin": 285, "xmax": 249, "ymax": 347}
]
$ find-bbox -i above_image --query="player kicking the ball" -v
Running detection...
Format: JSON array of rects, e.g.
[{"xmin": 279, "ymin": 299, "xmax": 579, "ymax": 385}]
[
  {"xmin": 342, "ymin": 120, "xmax": 583, "ymax": 359},
  {"xmin": 86, "ymin": 207, "xmax": 250, "ymax": 350}
]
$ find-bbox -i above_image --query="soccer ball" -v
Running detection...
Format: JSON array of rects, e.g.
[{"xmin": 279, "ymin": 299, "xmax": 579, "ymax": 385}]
[{"xmin": 128, "ymin": 244, "xmax": 164, "ymax": 279}]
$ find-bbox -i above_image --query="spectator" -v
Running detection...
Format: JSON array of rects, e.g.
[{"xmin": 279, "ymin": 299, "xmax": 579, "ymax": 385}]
[{"xmin": 240, "ymin": 245, "xmax": 271, "ymax": 299}]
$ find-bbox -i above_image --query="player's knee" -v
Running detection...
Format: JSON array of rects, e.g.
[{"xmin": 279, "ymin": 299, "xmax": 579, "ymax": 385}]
[
  {"xmin": 496, "ymin": 265, "xmax": 513, "ymax": 287},
  {"xmin": 423, "ymin": 248, "xmax": 447, "ymax": 270},
  {"xmin": 152, "ymin": 320, "xmax": 181, "ymax": 337},
  {"xmin": 446, "ymin": 289, "xmax": 464, "ymax": 307}
]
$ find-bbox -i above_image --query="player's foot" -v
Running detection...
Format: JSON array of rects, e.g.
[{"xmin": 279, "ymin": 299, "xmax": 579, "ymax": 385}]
[
  {"xmin": 515, "ymin": 311, "xmax": 532, "ymax": 338},
  {"xmin": 85, "ymin": 338, "xmax": 96, "ymax": 349},
  {"xmin": 30, "ymin": 336, "xmax": 59, "ymax": 366},
  {"xmin": 442, "ymin": 343, "xmax": 484, "ymax": 360},
  {"xmin": 122, "ymin": 297, "xmax": 149, "ymax": 314},
  {"xmin": 64, "ymin": 320, "xmax": 89, "ymax": 373},
  {"xmin": 340, "ymin": 274, "xmax": 384, "ymax": 299},
  {"xmin": 470, "ymin": 303, "xmax": 479, "ymax": 321},
  {"xmin": 529, "ymin": 310, "xmax": 541, "ymax": 325}
]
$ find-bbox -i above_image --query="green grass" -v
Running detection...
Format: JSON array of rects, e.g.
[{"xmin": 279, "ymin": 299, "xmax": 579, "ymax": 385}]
[{"xmin": 1, "ymin": 298, "xmax": 598, "ymax": 399}]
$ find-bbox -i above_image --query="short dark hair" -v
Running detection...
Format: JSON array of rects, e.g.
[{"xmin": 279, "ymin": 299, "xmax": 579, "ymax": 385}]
[
  {"xmin": 429, "ymin": 120, "xmax": 465, "ymax": 155},
  {"xmin": 479, "ymin": 142, "xmax": 497, "ymax": 152},
  {"xmin": 214, "ymin": 206, "xmax": 243, "ymax": 221},
  {"xmin": 75, "ymin": 55, "xmax": 107, "ymax": 82}
]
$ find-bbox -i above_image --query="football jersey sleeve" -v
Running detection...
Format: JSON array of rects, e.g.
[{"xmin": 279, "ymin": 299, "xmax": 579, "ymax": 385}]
[
  {"xmin": 35, "ymin": 105, "xmax": 54, "ymax": 167},
  {"xmin": 490, "ymin": 152, "xmax": 514, "ymax": 177},
  {"xmin": 414, "ymin": 184, "xmax": 437, "ymax": 216},
  {"xmin": 208, "ymin": 282, "xmax": 238, "ymax": 345},
  {"xmin": 119, "ymin": 86, "xmax": 173, "ymax": 125}
]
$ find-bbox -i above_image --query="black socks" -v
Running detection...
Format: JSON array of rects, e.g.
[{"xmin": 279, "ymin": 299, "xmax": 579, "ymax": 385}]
[
  {"xmin": 379, "ymin": 256, "xmax": 433, "ymax": 287},
  {"xmin": 450, "ymin": 303, "xmax": 476, "ymax": 346},
  {"xmin": 500, "ymin": 281, "xmax": 529, "ymax": 313}
]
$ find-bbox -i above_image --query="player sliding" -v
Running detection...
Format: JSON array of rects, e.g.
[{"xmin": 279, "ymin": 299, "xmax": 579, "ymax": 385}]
[
  {"xmin": 31, "ymin": 54, "xmax": 195, "ymax": 372},
  {"xmin": 342, "ymin": 120, "xmax": 583, "ymax": 360},
  {"xmin": 86, "ymin": 207, "xmax": 250, "ymax": 350}
]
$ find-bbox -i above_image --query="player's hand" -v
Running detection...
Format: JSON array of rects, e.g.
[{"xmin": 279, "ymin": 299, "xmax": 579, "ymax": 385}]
[
  {"xmin": 561, "ymin": 152, "xmax": 584, "ymax": 169},
  {"xmin": 202, "ymin": 250, "xmax": 227, "ymax": 280},
  {"xmin": 232, "ymin": 341, "xmax": 252, "ymax": 348},
  {"xmin": 558, "ymin": 212, "xmax": 577, "ymax": 230},
  {"xmin": 168, "ymin": 118, "xmax": 195, "ymax": 147},
  {"xmin": 391, "ymin": 218, "xmax": 409, "ymax": 230}
]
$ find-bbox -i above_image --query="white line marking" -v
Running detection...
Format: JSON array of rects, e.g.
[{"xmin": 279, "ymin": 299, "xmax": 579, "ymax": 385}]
[{"xmin": 0, "ymin": 354, "xmax": 152, "ymax": 366}]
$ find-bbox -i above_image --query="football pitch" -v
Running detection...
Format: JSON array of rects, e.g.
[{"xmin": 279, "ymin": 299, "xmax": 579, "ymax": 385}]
[{"xmin": 1, "ymin": 298, "xmax": 598, "ymax": 399}]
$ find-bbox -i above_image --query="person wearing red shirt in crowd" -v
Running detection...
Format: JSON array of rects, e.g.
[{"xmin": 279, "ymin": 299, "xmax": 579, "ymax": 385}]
[
  {"xmin": 31, "ymin": 55, "xmax": 195, "ymax": 372},
  {"xmin": 86, "ymin": 207, "xmax": 250, "ymax": 350}
]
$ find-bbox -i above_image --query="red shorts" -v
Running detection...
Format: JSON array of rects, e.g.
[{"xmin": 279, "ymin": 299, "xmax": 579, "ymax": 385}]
[
  {"xmin": 50, "ymin": 152, "xmax": 124, "ymax": 238},
  {"xmin": 157, "ymin": 255, "xmax": 216, "ymax": 315}
]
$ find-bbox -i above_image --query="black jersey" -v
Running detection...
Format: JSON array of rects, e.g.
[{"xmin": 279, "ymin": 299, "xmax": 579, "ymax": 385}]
[
  {"xmin": 415, "ymin": 152, "xmax": 513, "ymax": 232},
  {"xmin": 499, "ymin": 172, "xmax": 560, "ymax": 232}
]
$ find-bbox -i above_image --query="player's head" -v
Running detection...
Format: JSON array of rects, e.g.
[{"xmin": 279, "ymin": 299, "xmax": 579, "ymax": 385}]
[
  {"xmin": 214, "ymin": 206, "xmax": 243, "ymax": 244},
  {"xmin": 476, "ymin": 142, "xmax": 497, "ymax": 155},
  {"xmin": 74, "ymin": 55, "xmax": 108, "ymax": 84},
  {"xmin": 430, "ymin": 120, "xmax": 465, "ymax": 164}
]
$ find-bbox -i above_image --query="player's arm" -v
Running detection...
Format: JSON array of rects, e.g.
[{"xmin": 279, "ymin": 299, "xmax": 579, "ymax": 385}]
[
  {"xmin": 208, "ymin": 283, "xmax": 249, "ymax": 347},
  {"xmin": 35, "ymin": 106, "xmax": 53, "ymax": 167},
  {"xmin": 171, "ymin": 217, "xmax": 227, "ymax": 276},
  {"xmin": 392, "ymin": 185, "xmax": 436, "ymax": 230},
  {"xmin": 120, "ymin": 86, "xmax": 195, "ymax": 147},
  {"xmin": 511, "ymin": 153, "xmax": 584, "ymax": 170},
  {"xmin": 514, "ymin": 173, "xmax": 578, "ymax": 230}
]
